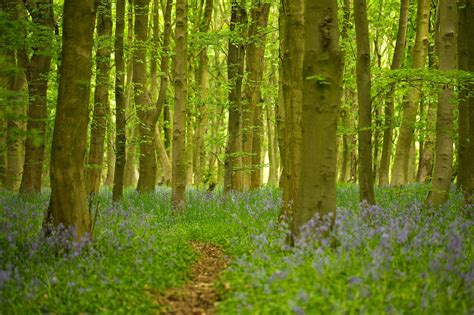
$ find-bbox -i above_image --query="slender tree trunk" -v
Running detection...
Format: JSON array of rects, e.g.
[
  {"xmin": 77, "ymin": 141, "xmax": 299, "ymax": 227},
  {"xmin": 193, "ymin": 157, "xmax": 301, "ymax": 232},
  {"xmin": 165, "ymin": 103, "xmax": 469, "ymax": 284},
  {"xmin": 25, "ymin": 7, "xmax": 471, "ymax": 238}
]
[
  {"xmin": 134, "ymin": 0, "xmax": 157, "ymax": 193},
  {"xmin": 292, "ymin": 0, "xmax": 341, "ymax": 237},
  {"xmin": 378, "ymin": 0, "xmax": 409, "ymax": 186},
  {"xmin": 242, "ymin": 2, "xmax": 270, "ymax": 190},
  {"xmin": 104, "ymin": 125, "xmax": 115, "ymax": 186},
  {"xmin": 416, "ymin": 97, "xmax": 435, "ymax": 182},
  {"xmin": 20, "ymin": 0, "xmax": 55, "ymax": 193},
  {"xmin": 155, "ymin": 125, "xmax": 171, "ymax": 184},
  {"xmin": 193, "ymin": 0, "xmax": 213, "ymax": 186},
  {"xmin": 391, "ymin": 0, "xmax": 430, "ymax": 186},
  {"xmin": 279, "ymin": 0, "xmax": 304, "ymax": 216},
  {"xmin": 428, "ymin": 0, "xmax": 457, "ymax": 207},
  {"xmin": 224, "ymin": 0, "xmax": 247, "ymax": 193},
  {"xmin": 457, "ymin": 0, "xmax": 473, "ymax": 201},
  {"xmin": 354, "ymin": 0, "xmax": 375, "ymax": 204},
  {"xmin": 113, "ymin": 0, "xmax": 126, "ymax": 200},
  {"xmin": 86, "ymin": 0, "xmax": 112, "ymax": 195},
  {"xmin": 171, "ymin": 0, "xmax": 188, "ymax": 210},
  {"xmin": 44, "ymin": 0, "xmax": 97, "ymax": 239}
]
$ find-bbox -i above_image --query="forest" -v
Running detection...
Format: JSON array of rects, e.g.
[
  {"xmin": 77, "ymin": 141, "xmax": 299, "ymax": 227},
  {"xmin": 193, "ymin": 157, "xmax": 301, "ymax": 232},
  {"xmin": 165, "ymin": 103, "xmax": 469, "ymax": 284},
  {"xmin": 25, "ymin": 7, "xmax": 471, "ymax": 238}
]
[{"xmin": 0, "ymin": 0, "xmax": 472, "ymax": 313}]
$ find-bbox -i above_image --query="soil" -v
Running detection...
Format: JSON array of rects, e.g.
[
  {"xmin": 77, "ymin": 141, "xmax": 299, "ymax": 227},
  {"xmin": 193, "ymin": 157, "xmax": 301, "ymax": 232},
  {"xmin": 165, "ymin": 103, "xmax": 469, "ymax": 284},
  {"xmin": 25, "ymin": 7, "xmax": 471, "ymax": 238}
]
[{"xmin": 154, "ymin": 241, "xmax": 228, "ymax": 314}]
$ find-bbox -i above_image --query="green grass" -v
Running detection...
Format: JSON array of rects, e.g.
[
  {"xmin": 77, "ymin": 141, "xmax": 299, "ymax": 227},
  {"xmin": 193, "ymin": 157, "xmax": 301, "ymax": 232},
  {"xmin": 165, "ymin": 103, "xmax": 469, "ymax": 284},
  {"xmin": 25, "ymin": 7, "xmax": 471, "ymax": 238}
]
[{"xmin": 0, "ymin": 184, "xmax": 472, "ymax": 314}]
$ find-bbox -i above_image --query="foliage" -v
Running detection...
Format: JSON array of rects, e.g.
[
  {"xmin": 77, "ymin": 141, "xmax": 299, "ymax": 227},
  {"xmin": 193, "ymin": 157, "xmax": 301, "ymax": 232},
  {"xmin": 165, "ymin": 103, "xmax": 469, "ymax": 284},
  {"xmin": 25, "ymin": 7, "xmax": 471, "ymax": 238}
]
[{"xmin": 1, "ymin": 186, "xmax": 472, "ymax": 313}]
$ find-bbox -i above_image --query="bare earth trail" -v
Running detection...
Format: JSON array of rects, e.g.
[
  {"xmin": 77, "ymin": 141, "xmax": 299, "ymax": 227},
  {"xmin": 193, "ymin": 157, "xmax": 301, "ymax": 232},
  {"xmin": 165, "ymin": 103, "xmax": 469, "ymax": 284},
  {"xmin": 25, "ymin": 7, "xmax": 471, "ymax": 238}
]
[{"xmin": 155, "ymin": 241, "xmax": 228, "ymax": 314}]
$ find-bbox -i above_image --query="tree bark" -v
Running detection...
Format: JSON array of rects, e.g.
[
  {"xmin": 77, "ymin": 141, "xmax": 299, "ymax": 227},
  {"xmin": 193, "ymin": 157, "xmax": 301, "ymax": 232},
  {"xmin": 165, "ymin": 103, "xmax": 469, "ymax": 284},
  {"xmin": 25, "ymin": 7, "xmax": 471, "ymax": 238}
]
[
  {"xmin": 279, "ymin": 0, "xmax": 304, "ymax": 216},
  {"xmin": 378, "ymin": 0, "xmax": 409, "ymax": 186},
  {"xmin": 391, "ymin": 0, "xmax": 430, "ymax": 186},
  {"xmin": 224, "ymin": 0, "xmax": 247, "ymax": 193},
  {"xmin": 242, "ymin": 2, "xmax": 271, "ymax": 190},
  {"xmin": 112, "ymin": 0, "xmax": 126, "ymax": 200},
  {"xmin": 20, "ymin": 0, "xmax": 55, "ymax": 193},
  {"xmin": 354, "ymin": 0, "xmax": 375, "ymax": 204},
  {"xmin": 45, "ymin": 0, "xmax": 97, "ymax": 239},
  {"xmin": 172, "ymin": 0, "xmax": 188, "ymax": 210},
  {"xmin": 292, "ymin": 0, "xmax": 341, "ymax": 238},
  {"xmin": 86, "ymin": 0, "xmax": 112, "ymax": 195},
  {"xmin": 428, "ymin": 0, "xmax": 457, "ymax": 207}
]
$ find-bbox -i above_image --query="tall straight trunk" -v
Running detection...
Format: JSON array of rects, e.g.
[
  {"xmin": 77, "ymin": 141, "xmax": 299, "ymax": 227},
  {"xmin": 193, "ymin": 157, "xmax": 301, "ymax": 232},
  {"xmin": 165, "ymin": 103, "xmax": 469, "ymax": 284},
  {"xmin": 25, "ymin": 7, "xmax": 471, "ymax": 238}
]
[
  {"xmin": 279, "ymin": 0, "xmax": 304, "ymax": 215},
  {"xmin": 416, "ymin": 97, "xmax": 435, "ymax": 182},
  {"xmin": 150, "ymin": 0, "xmax": 159, "ymax": 101},
  {"xmin": 250, "ymin": 96, "xmax": 263, "ymax": 188},
  {"xmin": 428, "ymin": 0, "xmax": 457, "ymax": 207},
  {"xmin": 354, "ymin": 0, "xmax": 375, "ymax": 204},
  {"xmin": 266, "ymin": 104, "xmax": 278, "ymax": 185},
  {"xmin": 193, "ymin": 0, "xmax": 212, "ymax": 186},
  {"xmin": 378, "ymin": 0, "xmax": 409, "ymax": 186},
  {"xmin": 457, "ymin": 0, "xmax": 473, "ymax": 200},
  {"xmin": 155, "ymin": 125, "xmax": 171, "ymax": 184},
  {"xmin": 86, "ymin": 0, "xmax": 112, "ymax": 195},
  {"xmin": 338, "ymin": 0, "xmax": 351, "ymax": 183},
  {"xmin": 134, "ymin": 0, "xmax": 157, "ymax": 193},
  {"xmin": 241, "ymin": 2, "xmax": 270, "ymax": 190},
  {"xmin": 171, "ymin": 0, "xmax": 187, "ymax": 210},
  {"xmin": 113, "ymin": 0, "xmax": 126, "ymax": 200},
  {"xmin": 224, "ymin": 0, "xmax": 247, "ymax": 193},
  {"xmin": 391, "ymin": 0, "xmax": 430, "ymax": 186},
  {"xmin": 44, "ymin": 0, "xmax": 97, "ymax": 238},
  {"xmin": 156, "ymin": 0, "xmax": 173, "ymax": 120},
  {"xmin": 104, "ymin": 124, "xmax": 115, "ymax": 186},
  {"xmin": 20, "ymin": 0, "xmax": 55, "ymax": 193},
  {"xmin": 292, "ymin": 0, "xmax": 341, "ymax": 237}
]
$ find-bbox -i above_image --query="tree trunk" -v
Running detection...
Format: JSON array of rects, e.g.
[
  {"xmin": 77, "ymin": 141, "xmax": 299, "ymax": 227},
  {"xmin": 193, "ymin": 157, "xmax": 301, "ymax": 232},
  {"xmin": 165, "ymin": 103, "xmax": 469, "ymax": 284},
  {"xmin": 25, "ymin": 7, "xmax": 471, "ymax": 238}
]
[
  {"xmin": 171, "ymin": 0, "xmax": 188, "ymax": 210},
  {"xmin": 133, "ymin": 0, "xmax": 157, "ymax": 193},
  {"xmin": 354, "ymin": 0, "xmax": 375, "ymax": 204},
  {"xmin": 457, "ymin": 0, "xmax": 473, "ymax": 201},
  {"xmin": 193, "ymin": 0, "xmax": 213, "ymax": 186},
  {"xmin": 391, "ymin": 0, "xmax": 430, "ymax": 186},
  {"xmin": 292, "ymin": 0, "xmax": 341, "ymax": 237},
  {"xmin": 242, "ymin": 2, "xmax": 271, "ymax": 190},
  {"xmin": 428, "ymin": 0, "xmax": 457, "ymax": 207},
  {"xmin": 45, "ymin": 0, "xmax": 97, "ymax": 239},
  {"xmin": 20, "ymin": 0, "xmax": 55, "ymax": 193},
  {"xmin": 378, "ymin": 0, "xmax": 409, "ymax": 186},
  {"xmin": 86, "ymin": 0, "xmax": 112, "ymax": 195},
  {"xmin": 279, "ymin": 0, "xmax": 304, "ymax": 217},
  {"xmin": 113, "ymin": 0, "xmax": 126, "ymax": 200},
  {"xmin": 224, "ymin": 0, "xmax": 247, "ymax": 193}
]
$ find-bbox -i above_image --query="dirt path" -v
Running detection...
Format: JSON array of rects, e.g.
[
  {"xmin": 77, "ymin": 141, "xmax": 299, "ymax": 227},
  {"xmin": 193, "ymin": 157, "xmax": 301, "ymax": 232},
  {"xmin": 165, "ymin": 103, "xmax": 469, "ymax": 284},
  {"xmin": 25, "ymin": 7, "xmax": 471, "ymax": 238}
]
[{"xmin": 156, "ymin": 241, "xmax": 228, "ymax": 314}]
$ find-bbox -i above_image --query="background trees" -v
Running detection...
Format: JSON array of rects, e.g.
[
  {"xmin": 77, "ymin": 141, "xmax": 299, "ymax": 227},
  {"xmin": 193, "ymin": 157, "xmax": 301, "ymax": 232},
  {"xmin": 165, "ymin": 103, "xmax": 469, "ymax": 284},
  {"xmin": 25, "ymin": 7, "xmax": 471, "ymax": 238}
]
[{"xmin": 0, "ymin": 0, "xmax": 472, "ymax": 237}]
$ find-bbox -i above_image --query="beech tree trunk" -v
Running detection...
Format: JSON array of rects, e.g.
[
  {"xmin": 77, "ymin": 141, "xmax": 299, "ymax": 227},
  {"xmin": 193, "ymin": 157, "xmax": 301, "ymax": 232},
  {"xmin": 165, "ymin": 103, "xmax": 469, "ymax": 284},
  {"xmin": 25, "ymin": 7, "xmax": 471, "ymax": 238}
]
[
  {"xmin": 354, "ymin": 0, "xmax": 375, "ymax": 204},
  {"xmin": 86, "ymin": 0, "xmax": 112, "ymax": 195},
  {"xmin": 292, "ymin": 0, "xmax": 341, "ymax": 237},
  {"xmin": 112, "ymin": 0, "xmax": 126, "ymax": 201},
  {"xmin": 457, "ymin": 0, "xmax": 473, "ymax": 203},
  {"xmin": 20, "ymin": 0, "xmax": 55, "ymax": 193},
  {"xmin": 242, "ymin": 2, "xmax": 270, "ymax": 190},
  {"xmin": 391, "ymin": 0, "xmax": 430, "ymax": 186},
  {"xmin": 224, "ymin": 0, "xmax": 247, "ymax": 193},
  {"xmin": 171, "ymin": 0, "xmax": 188, "ymax": 210},
  {"xmin": 428, "ymin": 0, "xmax": 457, "ymax": 207},
  {"xmin": 279, "ymin": 0, "xmax": 303, "ymax": 216},
  {"xmin": 134, "ymin": 0, "xmax": 157, "ymax": 193},
  {"xmin": 44, "ymin": 0, "xmax": 97, "ymax": 239},
  {"xmin": 378, "ymin": 0, "xmax": 409, "ymax": 186}
]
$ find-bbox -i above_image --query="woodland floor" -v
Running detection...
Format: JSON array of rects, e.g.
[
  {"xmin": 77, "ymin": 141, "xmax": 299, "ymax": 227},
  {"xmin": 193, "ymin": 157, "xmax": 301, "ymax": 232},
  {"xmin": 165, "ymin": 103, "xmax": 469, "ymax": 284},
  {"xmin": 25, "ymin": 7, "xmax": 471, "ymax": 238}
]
[{"xmin": 155, "ymin": 241, "xmax": 228, "ymax": 314}]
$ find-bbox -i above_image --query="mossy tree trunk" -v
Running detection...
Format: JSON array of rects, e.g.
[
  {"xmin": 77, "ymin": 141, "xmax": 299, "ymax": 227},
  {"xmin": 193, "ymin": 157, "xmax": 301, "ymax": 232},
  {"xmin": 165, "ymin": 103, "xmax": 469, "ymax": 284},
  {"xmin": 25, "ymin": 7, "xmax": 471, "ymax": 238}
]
[{"xmin": 45, "ymin": 0, "xmax": 97, "ymax": 239}]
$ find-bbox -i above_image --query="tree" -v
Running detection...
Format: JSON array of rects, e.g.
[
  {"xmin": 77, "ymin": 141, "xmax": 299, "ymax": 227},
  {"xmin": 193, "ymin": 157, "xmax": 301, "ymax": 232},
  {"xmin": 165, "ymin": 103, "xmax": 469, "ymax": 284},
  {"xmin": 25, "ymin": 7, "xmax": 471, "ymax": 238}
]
[
  {"xmin": 171, "ymin": 0, "xmax": 188, "ymax": 209},
  {"xmin": 391, "ymin": 0, "xmax": 430, "ymax": 186},
  {"xmin": 44, "ymin": 0, "xmax": 97, "ymax": 238},
  {"xmin": 86, "ymin": 0, "xmax": 112, "ymax": 195},
  {"xmin": 291, "ymin": 0, "xmax": 341, "ymax": 237},
  {"xmin": 378, "ymin": 0, "xmax": 409, "ymax": 186},
  {"xmin": 278, "ymin": 0, "xmax": 303, "ymax": 215},
  {"xmin": 224, "ymin": 0, "xmax": 247, "ymax": 193},
  {"xmin": 112, "ymin": 0, "xmax": 126, "ymax": 201},
  {"xmin": 427, "ymin": 0, "xmax": 457, "ymax": 207},
  {"xmin": 354, "ymin": 0, "xmax": 375, "ymax": 204},
  {"xmin": 457, "ymin": 0, "xmax": 473, "ymax": 205}
]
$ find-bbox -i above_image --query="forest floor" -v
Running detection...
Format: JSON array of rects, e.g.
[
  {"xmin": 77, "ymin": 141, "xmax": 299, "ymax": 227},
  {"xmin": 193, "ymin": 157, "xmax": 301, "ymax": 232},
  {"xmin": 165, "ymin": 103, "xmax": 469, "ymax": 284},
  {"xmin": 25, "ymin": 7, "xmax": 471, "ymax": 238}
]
[{"xmin": 155, "ymin": 241, "xmax": 228, "ymax": 314}]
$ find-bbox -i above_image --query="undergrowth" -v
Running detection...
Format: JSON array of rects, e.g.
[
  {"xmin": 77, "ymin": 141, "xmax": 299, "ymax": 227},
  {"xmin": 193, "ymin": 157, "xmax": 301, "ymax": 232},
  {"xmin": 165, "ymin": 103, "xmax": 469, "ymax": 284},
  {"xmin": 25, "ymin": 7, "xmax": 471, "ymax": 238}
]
[{"xmin": 0, "ymin": 184, "xmax": 472, "ymax": 314}]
